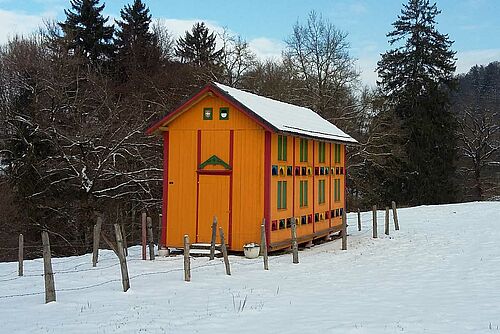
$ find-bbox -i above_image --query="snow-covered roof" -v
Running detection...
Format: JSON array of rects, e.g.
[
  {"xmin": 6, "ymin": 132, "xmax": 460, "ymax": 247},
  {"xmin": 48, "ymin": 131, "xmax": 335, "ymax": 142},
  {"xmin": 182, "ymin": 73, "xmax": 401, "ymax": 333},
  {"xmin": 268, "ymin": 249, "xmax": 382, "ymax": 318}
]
[
  {"xmin": 213, "ymin": 82, "xmax": 357, "ymax": 144},
  {"xmin": 147, "ymin": 82, "xmax": 357, "ymax": 144}
]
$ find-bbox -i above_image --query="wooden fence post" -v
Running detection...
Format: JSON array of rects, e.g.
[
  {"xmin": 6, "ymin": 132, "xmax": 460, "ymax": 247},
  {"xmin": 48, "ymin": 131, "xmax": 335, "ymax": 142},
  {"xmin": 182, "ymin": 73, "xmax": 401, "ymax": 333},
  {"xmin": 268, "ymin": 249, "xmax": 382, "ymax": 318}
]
[
  {"xmin": 114, "ymin": 224, "xmax": 130, "ymax": 292},
  {"xmin": 290, "ymin": 218, "xmax": 299, "ymax": 264},
  {"xmin": 147, "ymin": 217, "xmax": 155, "ymax": 260},
  {"xmin": 209, "ymin": 216, "xmax": 218, "ymax": 260},
  {"xmin": 372, "ymin": 205, "xmax": 378, "ymax": 238},
  {"xmin": 131, "ymin": 208, "xmax": 136, "ymax": 244},
  {"xmin": 158, "ymin": 213, "xmax": 162, "ymax": 251},
  {"xmin": 141, "ymin": 212, "xmax": 147, "ymax": 260},
  {"xmin": 92, "ymin": 216, "xmax": 103, "ymax": 267},
  {"xmin": 392, "ymin": 201, "xmax": 400, "ymax": 230},
  {"xmin": 219, "ymin": 227, "xmax": 231, "ymax": 275},
  {"xmin": 385, "ymin": 207, "xmax": 390, "ymax": 235},
  {"xmin": 261, "ymin": 220, "xmax": 269, "ymax": 270},
  {"xmin": 357, "ymin": 208, "xmax": 361, "ymax": 231},
  {"xmin": 183, "ymin": 235, "xmax": 190, "ymax": 282},
  {"xmin": 121, "ymin": 222, "xmax": 128, "ymax": 256},
  {"xmin": 41, "ymin": 231, "xmax": 56, "ymax": 303},
  {"xmin": 342, "ymin": 210, "xmax": 348, "ymax": 250},
  {"xmin": 18, "ymin": 234, "xmax": 23, "ymax": 277}
]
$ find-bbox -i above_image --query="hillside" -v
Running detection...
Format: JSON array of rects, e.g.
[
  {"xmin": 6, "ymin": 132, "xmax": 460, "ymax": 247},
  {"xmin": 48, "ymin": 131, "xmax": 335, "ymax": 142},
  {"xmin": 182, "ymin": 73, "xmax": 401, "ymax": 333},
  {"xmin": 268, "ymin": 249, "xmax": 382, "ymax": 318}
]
[{"xmin": 1, "ymin": 202, "xmax": 499, "ymax": 333}]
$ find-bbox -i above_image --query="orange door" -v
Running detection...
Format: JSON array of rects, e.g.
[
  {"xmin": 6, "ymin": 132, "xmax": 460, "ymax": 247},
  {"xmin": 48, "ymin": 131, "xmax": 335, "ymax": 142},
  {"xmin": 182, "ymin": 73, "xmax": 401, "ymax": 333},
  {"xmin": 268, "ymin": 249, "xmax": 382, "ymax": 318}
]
[{"xmin": 197, "ymin": 175, "xmax": 230, "ymax": 244}]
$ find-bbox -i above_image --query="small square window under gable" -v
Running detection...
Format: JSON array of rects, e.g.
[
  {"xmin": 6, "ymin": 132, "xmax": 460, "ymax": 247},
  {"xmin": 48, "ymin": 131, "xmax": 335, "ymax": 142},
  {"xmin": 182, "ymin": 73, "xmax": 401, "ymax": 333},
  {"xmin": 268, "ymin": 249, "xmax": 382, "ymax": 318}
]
[{"xmin": 219, "ymin": 107, "xmax": 229, "ymax": 120}]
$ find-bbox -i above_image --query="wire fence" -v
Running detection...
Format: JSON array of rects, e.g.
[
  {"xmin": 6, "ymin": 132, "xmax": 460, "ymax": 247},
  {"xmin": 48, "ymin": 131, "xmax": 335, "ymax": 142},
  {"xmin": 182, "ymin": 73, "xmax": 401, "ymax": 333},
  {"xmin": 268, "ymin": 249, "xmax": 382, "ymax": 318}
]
[
  {"xmin": 0, "ymin": 208, "xmax": 400, "ymax": 301},
  {"xmin": 0, "ymin": 254, "xmax": 230, "ymax": 299}
]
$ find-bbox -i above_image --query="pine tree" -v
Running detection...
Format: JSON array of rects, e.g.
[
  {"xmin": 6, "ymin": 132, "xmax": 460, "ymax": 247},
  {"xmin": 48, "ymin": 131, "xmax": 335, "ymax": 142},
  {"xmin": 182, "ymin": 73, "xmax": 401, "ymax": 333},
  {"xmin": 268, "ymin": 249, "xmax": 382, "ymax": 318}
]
[
  {"xmin": 175, "ymin": 22, "xmax": 222, "ymax": 67},
  {"xmin": 59, "ymin": 0, "xmax": 114, "ymax": 63},
  {"xmin": 115, "ymin": 0, "xmax": 158, "ymax": 75},
  {"xmin": 376, "ymin": 0, "xmax": 457, "ymax": 204}
]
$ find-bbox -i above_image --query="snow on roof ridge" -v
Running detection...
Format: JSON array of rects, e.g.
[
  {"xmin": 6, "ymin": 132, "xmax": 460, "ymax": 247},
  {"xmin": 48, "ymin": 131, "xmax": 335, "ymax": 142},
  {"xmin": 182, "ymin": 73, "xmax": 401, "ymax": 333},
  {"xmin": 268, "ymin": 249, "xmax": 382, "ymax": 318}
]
[
  {"xmin": 214, "ymin": 82, "xmax": 313, "ymax": 113},
  {"xmin": 213, "ymin": 82, "xmax": 357, "ymax": 144}
]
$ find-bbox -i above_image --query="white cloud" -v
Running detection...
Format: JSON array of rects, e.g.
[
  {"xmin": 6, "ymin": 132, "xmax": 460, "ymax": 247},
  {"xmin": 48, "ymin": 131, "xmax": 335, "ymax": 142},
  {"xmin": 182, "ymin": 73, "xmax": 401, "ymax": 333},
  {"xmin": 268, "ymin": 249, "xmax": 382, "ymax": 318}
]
[
  {"xmin": 248, "ymin": 37, "xmax": 285, "ymax": 60},
  {"xmin": 455, "ymin": 49, "xmax": 500, "ymax": 73},
  {"xmin": 154, "ymin": 18, "xmax": 225, "ymax": 40},
  {"xmin": 356, "ymin": 56, "xmax": 379, "ymax": 88},
  {"xmin": 0, "ymin": 9, "xmax": 55, "ymax": 44},
  {"xmin": 349, "ymin": 2, "xmax": 368, "ymax": 15},
  {"xmin": 155, "ymin": 18, "xmax": 285, "ymax": 61}
]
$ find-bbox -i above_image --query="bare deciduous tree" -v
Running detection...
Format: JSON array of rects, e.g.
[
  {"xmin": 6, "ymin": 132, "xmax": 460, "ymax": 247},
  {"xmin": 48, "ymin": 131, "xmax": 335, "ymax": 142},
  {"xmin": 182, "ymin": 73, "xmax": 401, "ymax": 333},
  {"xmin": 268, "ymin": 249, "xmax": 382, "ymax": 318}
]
[
  {"xmin": 218, "ymin": 28, "xmax": 257, "ymax": 87},
  {"xmin": 457, "ymin": 110, "xmax": 499, "ymax": 200},
  {"xmin": 284, "ymin": 11, "xmax": 359, "ymax": 123}
]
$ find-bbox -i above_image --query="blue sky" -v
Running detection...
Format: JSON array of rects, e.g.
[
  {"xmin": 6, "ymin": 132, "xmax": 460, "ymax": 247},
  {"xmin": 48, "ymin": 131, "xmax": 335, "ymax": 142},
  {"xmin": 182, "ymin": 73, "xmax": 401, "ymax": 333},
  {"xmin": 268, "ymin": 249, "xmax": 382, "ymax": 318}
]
[{"xmin": 0, "ymin": 0, "xmax": 499, "ymax": 86}]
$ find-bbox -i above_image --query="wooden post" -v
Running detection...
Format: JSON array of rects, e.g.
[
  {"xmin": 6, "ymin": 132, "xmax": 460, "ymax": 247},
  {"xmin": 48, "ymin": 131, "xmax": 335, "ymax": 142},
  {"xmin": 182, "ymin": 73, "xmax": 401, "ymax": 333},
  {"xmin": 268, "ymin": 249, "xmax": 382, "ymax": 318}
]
[
  {"xmin": 342, "ymin": 210, "xmax": 347, "ymax": 250},
  {"xmin": 290, "ymin": 217, "xmax": 299, "ymax": 264},
  {"xmin": 131, "ymin": 208, "xmax": 136, "ymax": 243},
  {"xmin": 372, "ymin": 205, "xmax": 378, "ymax": 238},
  {"xmin": 385, "ymin": 207, "xmax": 390, "ymax": 235},
  {"xmin": 141, "ymin": 212, "xmax": 147, "ymax": 260},
  {"xmin": 41, "ymin": 231, "xmax": 56, "ymax": 303},
  {"xmin": 392, "ymin": 201, "xmax": 400, "ymax": 230},
  {"xmin": 261, "ymin": 220, "xmax": 269, "ymax": 270},
  {"xmin": 114, "ymin": 224, "xmax": 130, "ymax": 292},
  {"xmin": 158, "ymin": 213, "xmax": 162, "ymax": 251},
  {"xmin": 183, "ymin": 235, "xmax": 190, "ymax": 282},
  {"xmin": 219, "ymin": 227, "xmax": 231, "ymax": 275},
  {"xmin": 209, "ymin": 216, "xmax": 218, "ymax": 260},
  {"xmin": 92, "ymin": 216, "xmax": 103, "ymax": 267},
  {"xmin": 18, "ymin": 234, "xmax": 23, "ymax": 277},
  {"xmin": 147, "ymin": 217, "xmax": 155, "ymax": 260},
  {"xmin": 357, "ymin": 208, "xmax": 361, "ymax": 231},
  {"xmin": 101, "ymin": 232, "xmax": 118, "ymax": 256},
  {"xmin": 120, "ymin": 222, "xmax": 128, "ymax": 256}
]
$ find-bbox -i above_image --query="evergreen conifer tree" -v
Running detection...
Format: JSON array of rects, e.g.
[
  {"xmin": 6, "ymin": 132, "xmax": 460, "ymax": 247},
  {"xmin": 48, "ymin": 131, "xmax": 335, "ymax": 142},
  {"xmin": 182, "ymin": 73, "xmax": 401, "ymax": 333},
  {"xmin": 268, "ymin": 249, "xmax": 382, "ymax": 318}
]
[
  {"xmin": 175, "ymin": 22, "xmax": 222, "ymax": 67},
  {"xmin": 377, "ymin": 0, "xmax": 457, "ymax": 204},
  {"xmin": 59, "ymin": 0, "xmax": 114, "ymax": 63},
  {"xmin": 115, "ymin": 0, "xmax": 158, "ymax": 74}
]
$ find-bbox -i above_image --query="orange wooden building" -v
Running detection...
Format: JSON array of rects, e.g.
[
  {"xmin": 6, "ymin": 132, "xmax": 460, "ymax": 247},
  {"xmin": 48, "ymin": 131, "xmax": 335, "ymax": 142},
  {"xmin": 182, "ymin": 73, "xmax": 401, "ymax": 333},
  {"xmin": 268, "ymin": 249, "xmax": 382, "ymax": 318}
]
[{"xmin": 147, "ymin": 83, "xmax": 357, "ymax": 251}]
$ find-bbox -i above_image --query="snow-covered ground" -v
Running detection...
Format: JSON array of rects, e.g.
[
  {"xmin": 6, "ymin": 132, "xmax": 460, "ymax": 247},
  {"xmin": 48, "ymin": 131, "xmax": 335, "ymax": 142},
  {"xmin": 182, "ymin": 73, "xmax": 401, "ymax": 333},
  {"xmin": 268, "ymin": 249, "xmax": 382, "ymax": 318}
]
[{"xmin": 1, "ymin": 202, "xmax": 499, "ymax": 333}]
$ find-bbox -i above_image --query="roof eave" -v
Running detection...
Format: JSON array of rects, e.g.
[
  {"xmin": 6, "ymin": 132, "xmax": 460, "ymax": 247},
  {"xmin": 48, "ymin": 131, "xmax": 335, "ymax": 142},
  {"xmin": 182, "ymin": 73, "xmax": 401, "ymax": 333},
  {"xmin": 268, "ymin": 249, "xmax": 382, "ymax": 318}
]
[{"xmin": 146, "ymin": 83, "xmax": 277, "ymax": 136}]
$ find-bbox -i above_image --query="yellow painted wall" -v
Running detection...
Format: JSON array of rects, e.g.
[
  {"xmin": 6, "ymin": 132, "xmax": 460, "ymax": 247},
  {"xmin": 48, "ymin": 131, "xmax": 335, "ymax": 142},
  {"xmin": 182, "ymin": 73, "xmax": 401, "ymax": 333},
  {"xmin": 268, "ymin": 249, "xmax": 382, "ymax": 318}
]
[
  {"xmin": 162, "ymin": 91, "xmax": 346, "ymax": 251},
  {"xmin": 231, "ymin": 129, "xmax": 264, "ymax": 249},
  {"xmin": 166, "ymin": 129, "xmax": 197, "ymax": 247},
  {"xmin": 164, "ymin": 93, "xmax": 264, "ymax": 250}
]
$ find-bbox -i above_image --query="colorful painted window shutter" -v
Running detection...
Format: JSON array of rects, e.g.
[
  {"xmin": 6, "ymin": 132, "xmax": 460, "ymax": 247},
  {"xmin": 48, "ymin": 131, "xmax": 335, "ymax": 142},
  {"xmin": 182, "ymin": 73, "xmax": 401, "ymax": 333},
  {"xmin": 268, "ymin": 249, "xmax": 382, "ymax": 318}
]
[
  {"xmin": 278, "ymin": 135, "xmax": 287, "ymax": 161},
  {"xmin": 318, "ymin": 180, "xmax": 325, "ymax": 204},
  {"xmin": 334, "ymin": 144, "xmax": 341, "ymax": 163},
  {"xmin": 334, "ymin": 179, "xmax": 341, "ymax": 202},
  {"xmin": 300, "ymin": 180, "xmax": 308, "ymax": 207},
  {"xmin": 319, "ymin": 142, "xmax": 325, "ymax": 163},
  {"xmin": 277, "ymin": 181, "xmax": 287, "ymax": 209},
  {"xmin": 300, "ymin": 139, "xmax": 308, "ymax": 162}
]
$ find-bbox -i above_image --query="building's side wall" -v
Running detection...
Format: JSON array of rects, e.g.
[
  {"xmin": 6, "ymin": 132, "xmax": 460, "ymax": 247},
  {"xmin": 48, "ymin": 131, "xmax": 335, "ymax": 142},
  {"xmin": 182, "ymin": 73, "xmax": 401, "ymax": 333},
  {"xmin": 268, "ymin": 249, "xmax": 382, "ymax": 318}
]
[
  {"xmin": 164, "ymin": 94, "xmax": 264, "ymax": 250},
  {"xmin": 269, "ymin": 133, "xmax": 345, "ymax": 247}
]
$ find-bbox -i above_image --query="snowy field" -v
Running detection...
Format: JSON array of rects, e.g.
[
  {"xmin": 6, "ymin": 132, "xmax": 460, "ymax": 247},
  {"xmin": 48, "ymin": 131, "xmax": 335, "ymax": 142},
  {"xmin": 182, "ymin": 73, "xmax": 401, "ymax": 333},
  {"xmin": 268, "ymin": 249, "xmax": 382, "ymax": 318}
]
[{"xmin": 1, "ymin": 202, "xmax": 499, "ymax": 333}]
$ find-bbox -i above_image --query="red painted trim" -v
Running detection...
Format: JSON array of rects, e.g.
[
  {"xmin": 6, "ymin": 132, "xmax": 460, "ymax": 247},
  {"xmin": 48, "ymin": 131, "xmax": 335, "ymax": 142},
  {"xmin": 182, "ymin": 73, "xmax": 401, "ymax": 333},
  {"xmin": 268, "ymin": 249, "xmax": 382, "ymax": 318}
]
[
  {"xmin": 161, "ymin": 132, "xmax": 169, "ymax": 247},
  {"xmin": 228, "ymin": 130, "xmax": 234, "ymax": 247},
  {"xmin": 196, "ymin": 169, "xmax": 232, "ymax": 175},
  {"xmin": 312, "ymin": 140, "xmax": 315, "ymax": 233},
  {"xmin": 344, "ymin": 144, "xmax": 347, "ymax": 215},
  {"xmin": 292, "ymin": 137, "xmax": 296, "ymax": 219},
  {"xmin": 195, "ymin": 130, "xmax": 201, "ymax": 243},
  {"xmin": 264, "ymin": 131, "xmax": 272, "ymax": 247},
  {"xmin": 146, "ymin": 83, "xmax": 275, "ymax": 135},
  {"xmin": 146, "ymin": 86, "xmax": 211, "ymax": 134},
  {"xmin": 329, "ymin": 142, "xmax": 332, "ymax": 228},
  {"xmin": 211, "ymin": 85, "xmax": 275, "ymax": 132}
]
